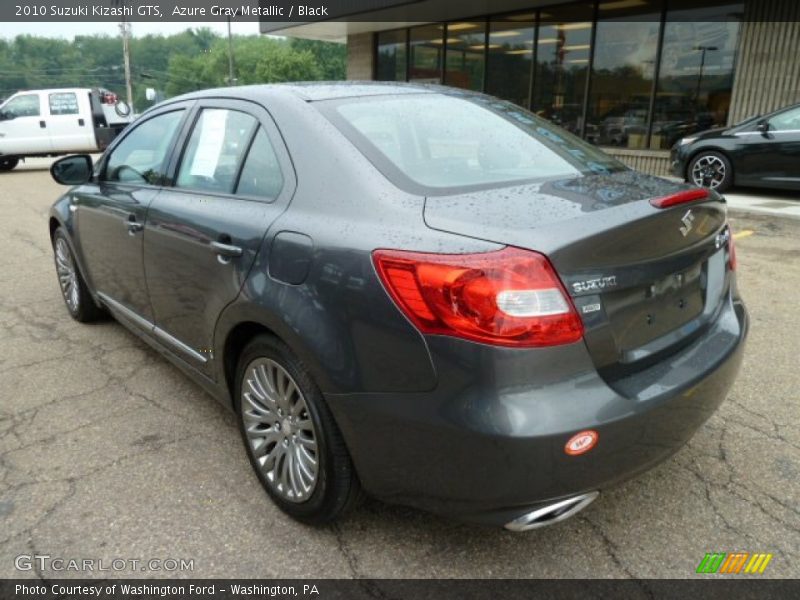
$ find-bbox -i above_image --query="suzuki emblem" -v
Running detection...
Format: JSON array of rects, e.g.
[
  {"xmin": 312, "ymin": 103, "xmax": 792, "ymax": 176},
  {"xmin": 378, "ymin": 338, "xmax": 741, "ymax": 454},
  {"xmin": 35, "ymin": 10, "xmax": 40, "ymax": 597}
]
[{"xmin": 680, "ymin": 210, "xmax": 695, "ymax": 237}]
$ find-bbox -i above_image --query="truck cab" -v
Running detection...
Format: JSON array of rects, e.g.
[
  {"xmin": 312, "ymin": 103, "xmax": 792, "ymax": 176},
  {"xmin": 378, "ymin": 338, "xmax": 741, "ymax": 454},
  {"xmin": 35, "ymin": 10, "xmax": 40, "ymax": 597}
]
[{"xmin": 0, "ymin": 87, "xmax": 133, "ymax": 171}]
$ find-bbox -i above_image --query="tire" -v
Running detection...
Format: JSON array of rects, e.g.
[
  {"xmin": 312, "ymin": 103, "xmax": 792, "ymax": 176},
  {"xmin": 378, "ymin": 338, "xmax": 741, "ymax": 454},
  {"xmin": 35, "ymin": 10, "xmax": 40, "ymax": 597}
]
[
  {"xmin": 687, "ymin": 150, "xmax": 733, "ymax": 192},
  {"xmin": 52, "ymin": 228, "xmax": 105, "ymax": 322},
  {"xmin": 115, "ymin": 100, "xmax": 131, "ymax": 118},
  {"xmin": 234, "ymin": 334, "xmax": 362, "ymax": 525},
  {"xmin": 0, "ymin": 157, "xmax": 19, "ymax": 171}
]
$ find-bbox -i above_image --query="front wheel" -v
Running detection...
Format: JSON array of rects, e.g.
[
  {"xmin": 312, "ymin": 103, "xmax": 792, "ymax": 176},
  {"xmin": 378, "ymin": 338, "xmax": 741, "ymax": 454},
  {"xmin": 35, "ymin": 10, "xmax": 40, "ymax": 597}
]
[
  {"xmin": 234, "ymin": 335, "xmax": 362, "ymax": 524},
  {"xmin": 688, "ymin": 151, "xmax": 733, "ymax": 192},
  {"xmin": 52, "ymin": 228, "xmax": 104, "ymax": 322},
  {"xmin": 0, "ymin": 157, "xmax": 19, "ymax": 171}
]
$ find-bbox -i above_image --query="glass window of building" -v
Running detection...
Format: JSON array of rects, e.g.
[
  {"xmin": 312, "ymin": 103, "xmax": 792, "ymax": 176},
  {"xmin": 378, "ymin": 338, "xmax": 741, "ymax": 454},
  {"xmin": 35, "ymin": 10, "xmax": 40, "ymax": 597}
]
[
  {"xmin": 587, "ymin": 1, "xmax": 663, "ymax": 149},
  {"xmin": 486, "ymin": 14, "xmax": 536, "ymax": 107},
  {"xmin": 409, "ymin": 25, "xmax": 444, "ymax": 82},
  {"xmin": 533, "ymin": 3, "xmax": 595, "ymax": 137},
  {"xmin": 376, "ymin": 29, "xmax": 408, "ymax": 81},
  {"xmin": 650, "ymin": 1, "xmax": 743, "ymax": 149},
  {"xmin": 444, "ymin": 21, "xmax": 487, "ymax": 91}
]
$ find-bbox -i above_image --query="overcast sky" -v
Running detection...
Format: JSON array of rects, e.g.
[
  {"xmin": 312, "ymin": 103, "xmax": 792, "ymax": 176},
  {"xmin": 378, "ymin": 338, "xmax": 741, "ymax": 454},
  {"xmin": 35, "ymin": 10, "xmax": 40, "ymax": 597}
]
[{"xmin": 3, "ymin": 21, "xmax": 262, "ymax": 38}]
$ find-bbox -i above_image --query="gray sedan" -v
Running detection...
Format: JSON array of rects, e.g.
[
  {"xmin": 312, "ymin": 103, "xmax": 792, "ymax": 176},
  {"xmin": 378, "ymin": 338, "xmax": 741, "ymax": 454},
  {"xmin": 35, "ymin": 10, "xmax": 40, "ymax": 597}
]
[{"xmin": 47, "ymin": 83, "xmax": 747, "ymax": 530}]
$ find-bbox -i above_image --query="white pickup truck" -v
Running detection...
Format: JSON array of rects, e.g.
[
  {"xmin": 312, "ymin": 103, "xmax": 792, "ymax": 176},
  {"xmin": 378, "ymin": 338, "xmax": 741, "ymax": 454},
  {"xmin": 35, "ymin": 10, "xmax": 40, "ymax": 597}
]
[{"xmin": 0, "ymin": 87, "xmax": 134, "ymax": 171}]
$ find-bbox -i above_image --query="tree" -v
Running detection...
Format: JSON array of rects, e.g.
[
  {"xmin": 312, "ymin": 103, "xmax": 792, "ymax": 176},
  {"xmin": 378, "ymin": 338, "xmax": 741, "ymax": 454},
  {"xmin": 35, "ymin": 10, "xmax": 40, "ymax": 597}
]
[
  {"xmin": 0, "ymin": 31, "xmax": 346, "ymax": 110},
  {"xmin": 290, "ymin": 38, "xmax": 346, "ymax": 80}
]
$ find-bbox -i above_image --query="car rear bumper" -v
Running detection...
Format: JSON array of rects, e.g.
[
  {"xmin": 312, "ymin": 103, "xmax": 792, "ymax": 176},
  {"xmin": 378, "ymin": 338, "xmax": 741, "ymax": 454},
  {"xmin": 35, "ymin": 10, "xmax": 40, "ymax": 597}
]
[{"xmin": 326, "ymin": 297, "xmax": 747, "ymax": 527}]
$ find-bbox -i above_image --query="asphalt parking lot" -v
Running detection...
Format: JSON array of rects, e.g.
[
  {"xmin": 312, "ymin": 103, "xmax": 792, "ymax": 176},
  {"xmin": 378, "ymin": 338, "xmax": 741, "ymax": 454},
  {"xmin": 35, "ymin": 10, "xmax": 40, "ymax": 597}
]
[{"xmin": 0, "ymin": 159, "xmax": 798, "ymax": 579}]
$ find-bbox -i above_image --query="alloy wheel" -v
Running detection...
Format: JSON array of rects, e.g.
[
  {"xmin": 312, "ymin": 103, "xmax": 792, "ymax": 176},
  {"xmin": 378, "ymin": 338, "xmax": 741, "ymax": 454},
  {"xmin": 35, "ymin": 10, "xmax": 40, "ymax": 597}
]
[
  {"xmin": 241, "ymin": 358, "xmax": 319, "ymax": 503},
  {"xmin": 691, "ymin": 154, "xmax": 727, "ymax": 189},
  {"xmin": 55, "ymin": 237, "xmax": 80, "ymax": 313}
]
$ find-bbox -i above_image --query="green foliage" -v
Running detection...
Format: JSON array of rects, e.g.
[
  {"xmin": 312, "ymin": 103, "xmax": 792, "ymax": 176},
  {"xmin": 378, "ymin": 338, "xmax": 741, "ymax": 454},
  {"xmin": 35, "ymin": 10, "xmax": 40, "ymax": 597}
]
[
  {"xmin": 290, "ymin": 38, "xmax": 346, "ymax": 80},
  {"xmin": 0, "ymin": 29, "xmax": 346, "ymax": 109}
]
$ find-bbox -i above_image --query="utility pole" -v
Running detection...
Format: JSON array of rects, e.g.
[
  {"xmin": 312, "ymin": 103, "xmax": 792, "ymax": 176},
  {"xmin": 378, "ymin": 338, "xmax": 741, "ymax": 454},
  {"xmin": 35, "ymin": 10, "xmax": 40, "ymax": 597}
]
[
  {"xmin": 227, "ymin": 16, "xmax": 237, "ymax": 86},
  {"xmin": 120, "ymin": 19, "xmax": 133, "ymax": 110}
]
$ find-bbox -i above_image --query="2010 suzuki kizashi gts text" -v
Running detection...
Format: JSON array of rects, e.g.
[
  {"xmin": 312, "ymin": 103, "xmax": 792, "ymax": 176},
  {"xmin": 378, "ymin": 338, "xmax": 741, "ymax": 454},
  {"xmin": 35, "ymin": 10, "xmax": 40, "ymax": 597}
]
[{"xmin": 48, "ymin": 83, "xmax": 747, "ymax": 530}]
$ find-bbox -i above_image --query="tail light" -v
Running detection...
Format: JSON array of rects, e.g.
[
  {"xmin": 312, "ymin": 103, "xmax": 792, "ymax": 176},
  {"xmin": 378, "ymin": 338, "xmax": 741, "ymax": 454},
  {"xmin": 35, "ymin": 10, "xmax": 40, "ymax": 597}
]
[
  {"xmin": 650, "ymin": 188, "xmax": 709, "ymax": 209},
  {"xmin": 372, "ymin": 247, "xmax": 583, "ymax": 348}
]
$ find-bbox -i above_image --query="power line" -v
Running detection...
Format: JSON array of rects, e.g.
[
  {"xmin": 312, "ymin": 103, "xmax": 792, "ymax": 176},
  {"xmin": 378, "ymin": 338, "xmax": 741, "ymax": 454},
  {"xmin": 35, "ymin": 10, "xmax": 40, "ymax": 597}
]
[
  {"xmin": 139, "ymin": 70, "xmax": 210, "ymax": 86},
  {"xmin": 0, "ymin": 66, "xmax": 123, "ymax": 75}
]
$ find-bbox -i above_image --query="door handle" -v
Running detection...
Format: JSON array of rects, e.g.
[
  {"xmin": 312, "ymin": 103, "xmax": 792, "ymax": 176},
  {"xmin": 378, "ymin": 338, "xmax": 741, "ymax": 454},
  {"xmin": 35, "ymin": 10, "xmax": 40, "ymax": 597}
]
[
  {"xmin": 39, "ymin": 120, "xmax": 46, "ymax": 129},
  {"xmin": 126, "ymin": 214, "xmax": 143, "ymax": 234},
  {"xmin": 211, "ymin": 241, "xmax": 243, "ymax": 258}
]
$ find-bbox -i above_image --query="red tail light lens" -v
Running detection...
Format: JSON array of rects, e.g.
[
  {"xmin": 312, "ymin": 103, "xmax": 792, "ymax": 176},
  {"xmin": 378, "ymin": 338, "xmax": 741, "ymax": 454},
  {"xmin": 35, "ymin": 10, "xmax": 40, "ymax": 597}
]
[
  {"xmin": 372, "ymin": 247, "xmax": 584, "ymax": 347},
  {"xmin": 649, "ymin": 188, "xmax": 709, "ymax": 209}
]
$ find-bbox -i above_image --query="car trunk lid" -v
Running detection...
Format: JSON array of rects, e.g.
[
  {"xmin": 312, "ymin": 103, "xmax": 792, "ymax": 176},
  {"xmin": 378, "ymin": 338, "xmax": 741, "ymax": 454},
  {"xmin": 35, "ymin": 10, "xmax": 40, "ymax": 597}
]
[{"xmin": 423, "ymin": 170, "xmax": 732, "ymax": 372}]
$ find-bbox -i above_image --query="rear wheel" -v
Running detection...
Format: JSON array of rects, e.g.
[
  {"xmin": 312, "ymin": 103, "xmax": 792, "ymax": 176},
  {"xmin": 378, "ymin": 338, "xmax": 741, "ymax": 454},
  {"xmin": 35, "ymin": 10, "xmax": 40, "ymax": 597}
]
[
  {"xmin": 688, "ymin": 151, "xmax": 733, "ymax": 192},
  {"xmin": 52, "ymin": 228, "xmax": 104, "ymax": 322},
  {"xmin": 234, "ymin": 335, "xmax": 362, "ymax": 524},
  {"xmin": 0, "ymin": 157, "xmax": 19, "ymax": 171}
]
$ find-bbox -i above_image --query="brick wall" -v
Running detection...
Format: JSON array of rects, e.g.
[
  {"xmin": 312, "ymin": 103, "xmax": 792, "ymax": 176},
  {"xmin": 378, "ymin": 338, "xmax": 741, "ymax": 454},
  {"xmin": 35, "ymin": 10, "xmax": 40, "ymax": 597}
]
[
  {"xmin": 346, "ymin": 33, "xmax": 374, "ymax": 80},
  {"xmin": 602, "ymin": 148, "xmax": 674, "ymax": 179}
]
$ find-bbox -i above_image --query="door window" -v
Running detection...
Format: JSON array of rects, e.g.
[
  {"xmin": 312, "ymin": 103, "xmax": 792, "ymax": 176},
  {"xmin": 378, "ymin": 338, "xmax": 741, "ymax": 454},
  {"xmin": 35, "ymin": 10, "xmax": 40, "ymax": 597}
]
[
  {"xmin": 236, "ymin": 128, "xmax": 284, "ymax": 199},
  {"xmin": 1, "ymin": 94, "xmax": 40, "ymax": 118},
  {"xmin": 769, "ymin": 106, "xmax": 800, "ymax": 132},
  {"xmin": 104, "ymin": 110, "xmax": 184, "ymax": 185},
  {"xmin": 176, "ymin": 109, "xmax": 257, "ymax": 194},
  {"xmin": 49, "ymin": 92, "xmax": 79, "ymax": 115}
]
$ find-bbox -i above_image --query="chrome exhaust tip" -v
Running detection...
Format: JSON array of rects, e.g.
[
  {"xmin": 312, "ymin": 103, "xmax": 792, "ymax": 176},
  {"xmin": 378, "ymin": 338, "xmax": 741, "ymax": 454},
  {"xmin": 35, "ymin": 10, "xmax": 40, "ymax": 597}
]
[{"xmin": 504, "ymin": 491, "xmax": 599, "ymax": 532}]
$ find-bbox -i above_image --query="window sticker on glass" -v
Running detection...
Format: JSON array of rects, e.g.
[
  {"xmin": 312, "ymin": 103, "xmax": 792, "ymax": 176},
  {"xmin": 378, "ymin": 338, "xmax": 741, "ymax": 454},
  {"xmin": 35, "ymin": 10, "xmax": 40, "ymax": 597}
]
[
  {"xmin": 49, "ymin": 93, "xmax": 79, "ymax": 116},
  {"xmin": 190, "ymin": 110, "xmax": 229, "ymax": 178}
]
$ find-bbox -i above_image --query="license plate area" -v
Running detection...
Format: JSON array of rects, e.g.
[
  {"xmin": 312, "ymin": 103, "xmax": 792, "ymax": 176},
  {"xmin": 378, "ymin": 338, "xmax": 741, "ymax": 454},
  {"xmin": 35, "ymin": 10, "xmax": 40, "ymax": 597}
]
[{"xmin": 603, "ymin": 260, "xmax": 707, "ymax": 354}]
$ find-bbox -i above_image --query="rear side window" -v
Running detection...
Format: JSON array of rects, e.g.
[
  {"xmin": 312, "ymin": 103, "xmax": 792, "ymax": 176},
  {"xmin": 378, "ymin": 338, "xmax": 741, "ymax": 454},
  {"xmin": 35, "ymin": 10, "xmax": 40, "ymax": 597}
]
[
  {"xmin": 322, "ymin": 94, "xmax": 624, "ymax": 194},
  {"xmin": 104, "ymin": 110, "xmax": 184, "ymax": 185},
  {"xmin": 49, "ymin": 92, "xmax": 79, "ymax": 116},
  {"xmin": 236, "ymin": 127, "xmax": 284, "ymax": 199},
  {"xmin": 176, "ymin": 109, "xmax": 257, "ymax": 194}
]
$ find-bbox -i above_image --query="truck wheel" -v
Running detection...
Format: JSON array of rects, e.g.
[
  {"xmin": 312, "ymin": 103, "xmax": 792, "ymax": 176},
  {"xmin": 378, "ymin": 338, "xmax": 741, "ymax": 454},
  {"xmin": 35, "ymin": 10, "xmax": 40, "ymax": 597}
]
[
  {"xmin": 115, "ymin": 101, "xmax": 131, "ymax": 118},
  {"xmin": 0, "ymin": 158, "xmax": 19, "ymax": 171}
]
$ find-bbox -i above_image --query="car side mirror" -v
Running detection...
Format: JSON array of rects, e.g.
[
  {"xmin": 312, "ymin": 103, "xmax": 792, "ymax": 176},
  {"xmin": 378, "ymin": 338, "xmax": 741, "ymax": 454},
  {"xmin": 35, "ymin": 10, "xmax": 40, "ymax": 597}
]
[
  {"xmin": 757, "ymin": 120, "xmax": 770, "ymax": 134},
  {"xmin": 0, "ymin": 110, "xmax": 11, "ymax": 121},
  {"xmin": 51, "ymin": 155, "xmax": 93, "ymax": 186}
]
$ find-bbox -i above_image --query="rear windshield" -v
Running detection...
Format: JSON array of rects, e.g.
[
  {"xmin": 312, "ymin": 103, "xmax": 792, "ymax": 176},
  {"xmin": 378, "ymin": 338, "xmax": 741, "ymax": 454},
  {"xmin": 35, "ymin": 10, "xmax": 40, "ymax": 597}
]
[{"xmin": 319, "ymin": 93, "xmax": 625, "ymax": 195}]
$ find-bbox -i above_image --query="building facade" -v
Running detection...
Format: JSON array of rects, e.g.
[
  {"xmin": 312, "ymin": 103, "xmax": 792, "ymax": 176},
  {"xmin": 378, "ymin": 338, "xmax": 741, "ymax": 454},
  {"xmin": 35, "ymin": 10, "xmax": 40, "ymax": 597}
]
[{"xmin": 263, "ymin": 0, "xmax": 800, "ymax": 177}]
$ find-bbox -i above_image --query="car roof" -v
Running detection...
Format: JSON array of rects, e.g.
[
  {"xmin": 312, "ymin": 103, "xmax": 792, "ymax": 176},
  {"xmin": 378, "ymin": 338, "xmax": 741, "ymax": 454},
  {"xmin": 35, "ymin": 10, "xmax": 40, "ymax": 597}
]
[
  {"xmin": 270, "ymin": 81, "xmax": 444, "ymax": 101},
  {"xmin": 173, "ymin": 81, "xmax": 463, "ymax": 104}
]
